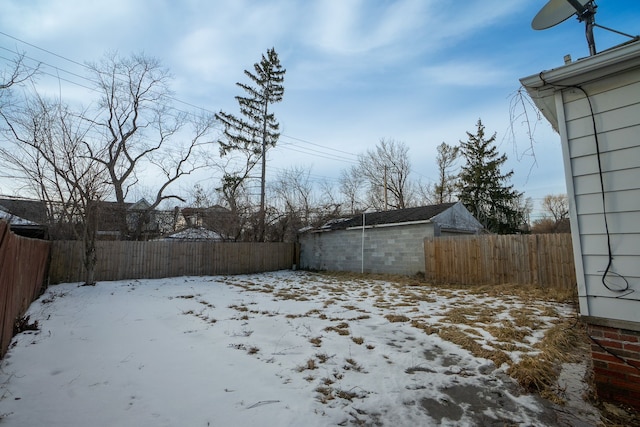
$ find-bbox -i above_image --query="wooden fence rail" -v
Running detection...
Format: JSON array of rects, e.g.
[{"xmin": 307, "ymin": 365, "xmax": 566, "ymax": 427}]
[
  {"xmin": 0, "ymin": 221, "xmax": 50, "ymax": 358},
  {"xmin": 49, "ymin": 240, "xmax": 296, "ymax": 284},
  {"xmin": 424, "ymin": 234, "xmax": 576, "ymax": 289}
]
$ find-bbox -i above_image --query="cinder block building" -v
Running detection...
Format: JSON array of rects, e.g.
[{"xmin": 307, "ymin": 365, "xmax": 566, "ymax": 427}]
[{"xmin": 299, "ymin": 202, "xmax": 483, "ymax": 275}]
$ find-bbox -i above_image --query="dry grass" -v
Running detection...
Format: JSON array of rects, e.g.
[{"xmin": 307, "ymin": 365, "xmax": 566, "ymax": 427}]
[
  {"xmin": 324, "ymin": 322, "xmax": 350, "ymax": 336},
  {"xmin": 315, "ymin": 353, "xmax": 331, "ymax": 363},
  {"xmin": 359, "ymin": 269, "xmax": 579, "ymax": 304},
  {"xmin": 297, "ymin": 358, "xmax": 318, "ymax": 372},
  {"xmin": 315, "ymin": 386, "xmax": 334, "ymax": 403},
  {"xmin": 309, "ymin": 336, "xmax": 322, "ymax": 347},
  {"xmin": 343, "ymin": 358, "xmax": 364, "ymax": 372},
  {"xmin": 410, "ymin": 319, "xmax": 438, "ymax": 335},
  {"xmin": 485, "ymin": 322, "xmax": 529, "ymax": 342},
  {"xmin": 437, "ymin": 326, "xmax": 510, "ymax": 369},
  {"xmin": 384, "ymin": 314, "xmax": 411, "ymax": 323},
  {"xmin": 274, "ymin": 271, "xmax": 589, "ymax": 407}
]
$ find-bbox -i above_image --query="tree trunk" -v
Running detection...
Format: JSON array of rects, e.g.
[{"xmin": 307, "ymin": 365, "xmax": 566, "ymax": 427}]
[{"xmin": 83, "ymin": 201, "xmax": 98, "ymax": 286}]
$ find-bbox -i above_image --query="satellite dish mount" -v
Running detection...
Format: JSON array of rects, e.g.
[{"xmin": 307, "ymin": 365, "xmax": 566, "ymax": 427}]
[
  {"xmin": 533, "ymin": 0, "xmax": 638, "ymax": 56},
  {"xmin": 569, "ymin": 0, "xmax": 597, "ymax": 56},
  {"xmin": 532, "ymin": 0, "xmax": 597, "ymax": 55}
]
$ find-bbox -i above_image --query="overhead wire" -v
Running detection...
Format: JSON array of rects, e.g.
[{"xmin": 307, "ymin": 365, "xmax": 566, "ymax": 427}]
[
  {"xmin": 1, "ymin": 30, "xmax": 444, "ymax": 193},
  {"xmin": 0, "ymin": 33, "xmax": 363, "ymax": 173}
]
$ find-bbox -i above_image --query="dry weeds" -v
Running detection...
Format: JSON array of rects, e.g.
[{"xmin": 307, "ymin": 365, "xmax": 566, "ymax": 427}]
[{"xmin": 237, "ymin": 271, "xmax": 589, "ymax": 408}]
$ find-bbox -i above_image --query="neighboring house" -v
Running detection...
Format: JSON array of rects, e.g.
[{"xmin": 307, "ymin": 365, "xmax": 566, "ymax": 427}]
[
  {"xmin": 521, "ymin": 39, "xmax": 640, "ymax": 410},
  {"xmin": 299, "ymin": 202, "xmax": 483, "ymax": 275},
  {"xmin": 0, "ymin": 196, "xmax": 163, "ymax": 240},
  {"xmin": 181, "ymin": 205, "xmax": 229, "ymax": 227},
  {"xmin": 0, "ymin": 198, "xmax": 49, "ymax": 239},
  {"xmin": 96, "ymin": 198, "xmax": 160, "ymax": 240},
  {"xmin": 179, "ymin": 205, "xmax": 233, "ymax": 240}
]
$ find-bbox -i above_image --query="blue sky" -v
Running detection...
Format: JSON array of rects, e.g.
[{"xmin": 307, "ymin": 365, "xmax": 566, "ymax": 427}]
[{"xmin": 0, "ymin": 0, "xmax": 638, "ymax": 219}]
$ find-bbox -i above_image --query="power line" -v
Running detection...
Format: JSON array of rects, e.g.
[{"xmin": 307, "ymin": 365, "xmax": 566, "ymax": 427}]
[
  {"xmin": 280, "ymin": 134, "xmax": 358, "ymax": 158},
  {"xmin": 0, "ymin": 32, "xmax": 363, "ymax": 169},
  {"xmin": 1, "ymin": 30, "xmax": 443, "ymax": 192}
]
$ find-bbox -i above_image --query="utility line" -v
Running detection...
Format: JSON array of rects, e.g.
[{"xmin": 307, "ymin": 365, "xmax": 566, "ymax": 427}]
[{"xmin": 0, "ymin": 34, "xmax": 364, "ymax": 166}]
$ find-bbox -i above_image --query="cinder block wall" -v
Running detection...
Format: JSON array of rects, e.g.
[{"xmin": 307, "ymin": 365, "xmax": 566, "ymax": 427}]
[
  {"xmin": 588, "ymin": 322, "xmax": 640, "ymax": 411},
  {"xmin": 299, "ymin": 223, "xmax": 436, "ymax": 275}
]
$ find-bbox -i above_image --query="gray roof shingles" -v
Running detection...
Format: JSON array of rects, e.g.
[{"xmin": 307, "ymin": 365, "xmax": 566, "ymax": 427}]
[{"xmin": 327, "ymin": 202, "xmax": 456, "ymax": 230}]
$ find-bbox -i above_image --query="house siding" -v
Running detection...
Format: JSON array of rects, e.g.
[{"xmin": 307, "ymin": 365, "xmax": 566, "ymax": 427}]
[
  {"xmin": 522, "ymin": 40, "xmax": 640, "ymax": 411},
  {"xmin": 299, "ymin": 222, "xmax": 437, "ymax": 275},
  {"xmin": 558, "ymin": 69, "xmax": 640, "ymax": 322}
]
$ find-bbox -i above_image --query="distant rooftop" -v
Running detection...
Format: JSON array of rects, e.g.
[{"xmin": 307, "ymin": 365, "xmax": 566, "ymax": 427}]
[{"xmin": 319, "ymin": 203, "xmax": 457, "ymax": 231}]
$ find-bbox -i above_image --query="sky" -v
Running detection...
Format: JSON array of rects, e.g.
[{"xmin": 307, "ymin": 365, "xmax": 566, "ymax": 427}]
[
  {"xmin": 0, "ymin": 0, "xmax": 638, "ymax": 219},
  {"xmin": 0, "ymin": 271, "xmax": 597, "ymax": 426}
]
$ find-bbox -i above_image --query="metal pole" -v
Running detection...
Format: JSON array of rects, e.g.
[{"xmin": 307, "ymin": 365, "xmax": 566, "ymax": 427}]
[{"xmin": 361, "ymin": 212, "xmax": 365, "ymax": 273}]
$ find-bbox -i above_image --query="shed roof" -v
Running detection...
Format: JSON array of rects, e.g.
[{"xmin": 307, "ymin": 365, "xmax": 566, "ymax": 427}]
[{"xmin": 325, "ymin": 203, "xmax": 457, "ymax": 230}]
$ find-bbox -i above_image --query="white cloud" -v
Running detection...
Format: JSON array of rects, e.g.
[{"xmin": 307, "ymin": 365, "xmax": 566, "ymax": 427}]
[
  {"xmin": 2, "ymin": 0, "xmax": 140, "ymax": 42},
  {"xmin": 418, "ymin": 61, "xmax": 513, "ymax": 87}
]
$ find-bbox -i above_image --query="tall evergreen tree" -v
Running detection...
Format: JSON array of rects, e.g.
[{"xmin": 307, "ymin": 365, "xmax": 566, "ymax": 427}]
[
  {"xmin": 457, "ymin": 119, "xmax": 524, "ymax": 234},
  {"xmin": 216, "ymin": 48, "xmax": 285, "ymax": 242}
]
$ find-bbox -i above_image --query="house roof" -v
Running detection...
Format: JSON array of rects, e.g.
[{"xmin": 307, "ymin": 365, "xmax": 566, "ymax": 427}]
[
  {"xmin": 0, "ymin": 207, "xmax": 37, "ymax": 226},
  {"xmin": 0, "ymin": 198, "xmax": 49, "ymax": 224},
  {"xmin": 323, "ymin": 202, "xmax": 457, "ymax": 230}
]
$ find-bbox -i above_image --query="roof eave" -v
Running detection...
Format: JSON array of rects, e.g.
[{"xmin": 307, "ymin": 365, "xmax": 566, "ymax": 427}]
[{"xmin": 345, "ymin": 219, "xmax": 432, "ymax": 231}]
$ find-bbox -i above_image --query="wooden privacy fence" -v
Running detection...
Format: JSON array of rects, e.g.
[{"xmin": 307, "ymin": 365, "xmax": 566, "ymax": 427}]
[
  {"xmin": 49, "ymin": 240, "xmax": 297, "ymax": 283},
  {"xmin": 0, "ymin": 221, "xmax": 50, "ymax": 358},
  {"xmin": 424, "ymin": 234, "xmax": 576, "ymax": 288}
]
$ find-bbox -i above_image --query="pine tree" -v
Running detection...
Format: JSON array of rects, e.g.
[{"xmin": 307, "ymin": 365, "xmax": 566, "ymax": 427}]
[
  {"xmin": 457, "ymin": 119, "xmax": 524, "ymax": 234},
  {"xmin": 216, "ymin": 47, "xmax": 285, "ymax": 241}
]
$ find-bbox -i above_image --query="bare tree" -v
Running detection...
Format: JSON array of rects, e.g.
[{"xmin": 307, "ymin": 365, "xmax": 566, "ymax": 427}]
[
  {"xmin": 542, "ymin": 194, "xmax": 569, "ymax": 223},
  {"xmin": 213, "ymin": 154, "xmax": 259, "ymax": 241},
  {"xmin": 85, "ymin": 52, "xmax": 217, "ymax": 240},
  {"xmin": 269, "ymin": 166, "xmax": 315, "ymax": 241},
  {"xmin": 532, "ymin": 194, "xmax": 570, "ymax": 233},
  {"xmin": 339, "ymin": 166, "xmax": 366, "ymax": 214},
  {"xmin": 357, "ymin": 138, "xmax": 414, "ymax": 210},
  {"xmin": 0, "ymin": 94, "xmax": 109, "ymax": 285},
  {"xmin": 428, "ymin": 142, "xmax": 460, "ymax": 204},
  {"xmin": 0, "ymin": 52, "xmax": 37, "ymax": 91},
  {"xmin": 274, "ymin": 166, "xmax": 313, "ymax": 221},
  {"xmin": 318, "ymin": 178, "xmax": 342, "ymax": 219}
]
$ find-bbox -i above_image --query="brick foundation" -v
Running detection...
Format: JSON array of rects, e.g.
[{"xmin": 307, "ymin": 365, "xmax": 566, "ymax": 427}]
[{"xmin": 587, "ymin": 322, "xmax": 640, "ymax": 410}]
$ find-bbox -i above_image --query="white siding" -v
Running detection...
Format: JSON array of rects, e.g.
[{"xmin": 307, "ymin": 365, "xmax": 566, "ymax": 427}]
[{"xmin": 560, "ymin": 66, "xmax": 640, "ymax": 321}]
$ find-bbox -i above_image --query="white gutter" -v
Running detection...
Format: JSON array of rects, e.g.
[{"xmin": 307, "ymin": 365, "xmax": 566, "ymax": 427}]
[
  {"xmin": 521, "ymin": 39, "xmax": 640, "ymax": 88},
  {"xmin": 520, "ymin": 40, "xmax": 640, "ymax": 132},
  {"xmin": 346, "ymin": 219, "xmax": 432, "ymax": 231}
]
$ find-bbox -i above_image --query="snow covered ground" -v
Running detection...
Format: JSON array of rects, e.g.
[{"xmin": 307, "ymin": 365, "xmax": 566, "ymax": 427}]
[{"xmin": 0, "ymin": 271, "xmax": 597, "ymax": 426}]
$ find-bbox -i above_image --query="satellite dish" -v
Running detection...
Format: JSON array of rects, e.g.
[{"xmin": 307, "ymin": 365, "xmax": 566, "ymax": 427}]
[
  {"xmin": 532, "ymin": 0, "xmax": 597, "ymax": 55},
  {"xmin": 532, "ymin": 0, "xmax": 590, "ymax": 30}
]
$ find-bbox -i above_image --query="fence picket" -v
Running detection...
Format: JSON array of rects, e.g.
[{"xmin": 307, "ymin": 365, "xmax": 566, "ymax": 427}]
[
  {"xmin": 0, "ymin": 222, "xmax": 50, "ymax": 358},
  {"xmin": 48, "ymin": 241, "xmax": 295, "ymax": 283},
  {"xmin": 424, "ymin": 234, "xmax": 576, "ymax": 289}
]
